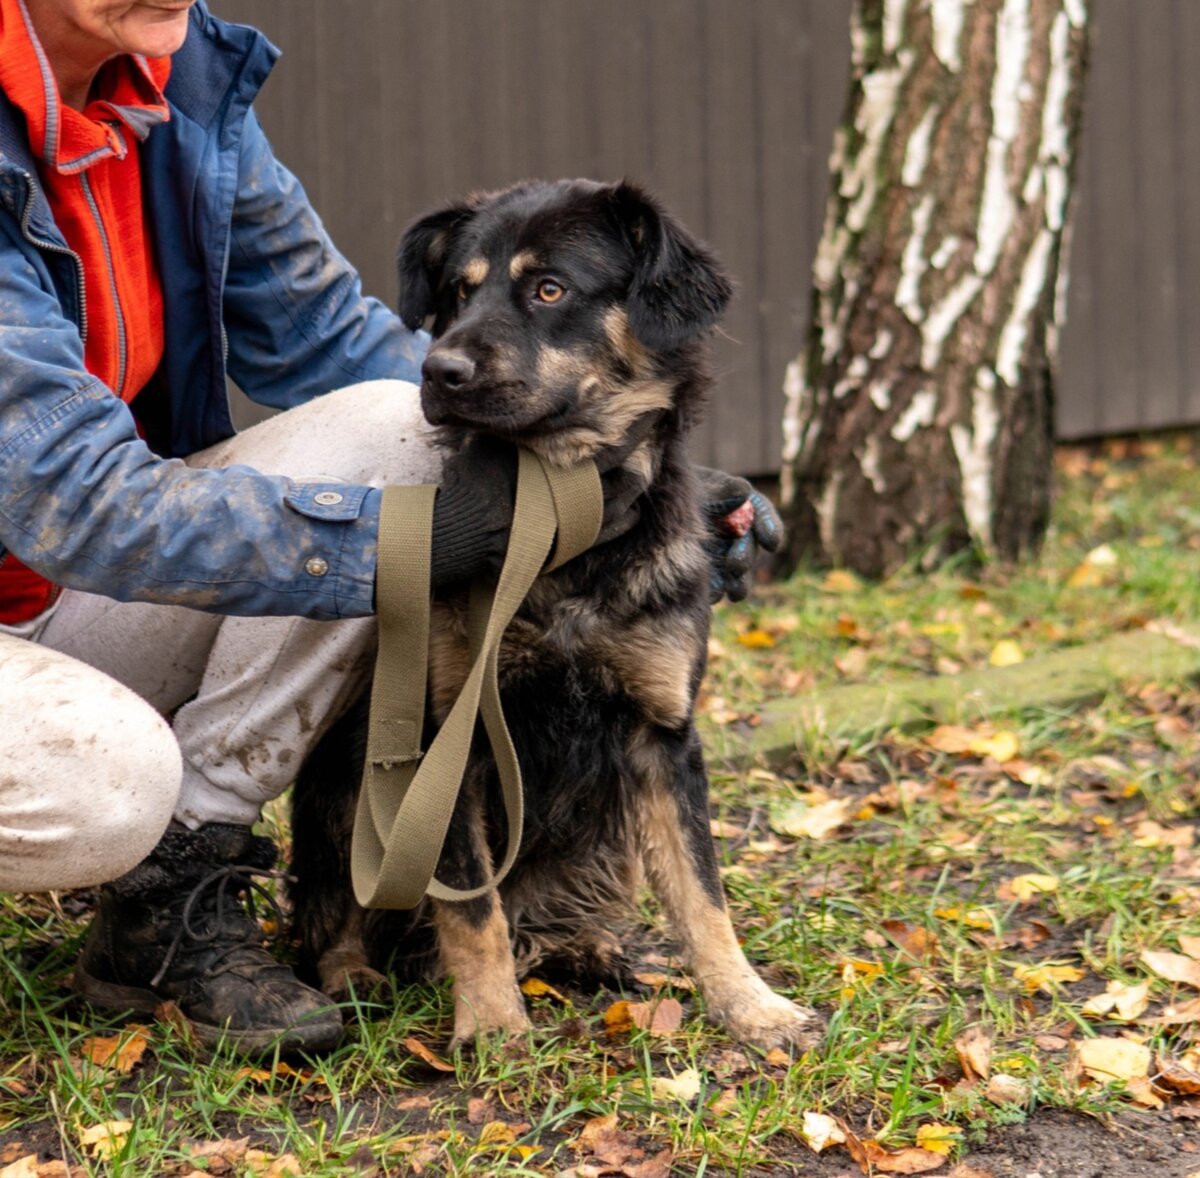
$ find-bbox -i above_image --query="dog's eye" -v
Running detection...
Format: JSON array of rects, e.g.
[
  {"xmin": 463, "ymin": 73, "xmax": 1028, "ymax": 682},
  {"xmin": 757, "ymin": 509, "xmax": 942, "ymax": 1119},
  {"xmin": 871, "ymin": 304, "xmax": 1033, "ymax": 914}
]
[{"xmin": 535, "ymin": 279, "xmax": 566, "ymax": 304}]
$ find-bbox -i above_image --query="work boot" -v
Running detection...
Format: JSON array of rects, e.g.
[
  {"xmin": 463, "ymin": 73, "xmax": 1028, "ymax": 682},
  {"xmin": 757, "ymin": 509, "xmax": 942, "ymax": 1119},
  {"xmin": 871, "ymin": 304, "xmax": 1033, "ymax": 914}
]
[{"xmin": 75, "ymin": 822, "xmax": 342, "ymax": 1054}]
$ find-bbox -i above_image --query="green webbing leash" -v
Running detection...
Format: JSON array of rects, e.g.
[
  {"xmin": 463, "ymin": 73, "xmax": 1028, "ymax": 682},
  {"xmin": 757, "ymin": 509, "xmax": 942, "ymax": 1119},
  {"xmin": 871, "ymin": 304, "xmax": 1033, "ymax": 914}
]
[{"xmin": 350, "ymin": 448, "xmax": 602, "ymax": 909}]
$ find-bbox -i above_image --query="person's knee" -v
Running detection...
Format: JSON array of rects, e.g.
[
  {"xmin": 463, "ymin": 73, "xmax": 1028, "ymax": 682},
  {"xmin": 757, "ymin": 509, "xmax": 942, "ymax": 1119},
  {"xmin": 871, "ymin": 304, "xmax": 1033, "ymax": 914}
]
[
  {"xmin": 188, "ymin": 380, "xmax": 446, "ymax": 487},
  {"xmin": 0, "ymin": 638, "xmax": 182, "ymax": 890}
]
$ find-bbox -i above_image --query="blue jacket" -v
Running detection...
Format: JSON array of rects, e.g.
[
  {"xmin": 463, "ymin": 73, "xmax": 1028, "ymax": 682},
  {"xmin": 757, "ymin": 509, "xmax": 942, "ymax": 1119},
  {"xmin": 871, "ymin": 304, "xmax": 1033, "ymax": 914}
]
[{"xmin": 0, "ymin": 2, "xmax": 428, "ymax": 620}]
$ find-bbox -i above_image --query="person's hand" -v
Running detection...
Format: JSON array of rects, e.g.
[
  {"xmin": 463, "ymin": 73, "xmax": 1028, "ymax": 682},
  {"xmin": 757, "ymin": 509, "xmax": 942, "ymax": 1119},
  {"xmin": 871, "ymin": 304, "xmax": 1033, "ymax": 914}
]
[
  {"xmin": 428, "ymin": 434, "xmax": 650, "ymax": 590},
  {"xmin": 694, "ymin": 466, "xmax": 784, "ymax": 603}
]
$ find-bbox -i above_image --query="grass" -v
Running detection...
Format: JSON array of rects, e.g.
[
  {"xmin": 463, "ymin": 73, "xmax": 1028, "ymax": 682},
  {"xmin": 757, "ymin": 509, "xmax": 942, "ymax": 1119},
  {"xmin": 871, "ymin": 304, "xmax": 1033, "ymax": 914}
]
[{"xmin": 2, "ymin": 434, "xmax": 1200, "ymax": 1175}]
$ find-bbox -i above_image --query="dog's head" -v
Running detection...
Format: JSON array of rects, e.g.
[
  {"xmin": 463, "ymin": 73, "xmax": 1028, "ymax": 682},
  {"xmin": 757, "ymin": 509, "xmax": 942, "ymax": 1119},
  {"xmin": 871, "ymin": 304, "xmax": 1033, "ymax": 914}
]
[{"xmin": 397, "ymin": 180, "xmax": 732, "ymax": 464}]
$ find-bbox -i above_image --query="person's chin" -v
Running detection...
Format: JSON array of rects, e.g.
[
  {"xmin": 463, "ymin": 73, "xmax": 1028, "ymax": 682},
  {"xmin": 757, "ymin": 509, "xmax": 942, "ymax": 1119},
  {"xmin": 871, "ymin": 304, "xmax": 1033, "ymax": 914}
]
[{"xmin": 125, "ymin": 5, "xmax": 192, "ymax": 56}]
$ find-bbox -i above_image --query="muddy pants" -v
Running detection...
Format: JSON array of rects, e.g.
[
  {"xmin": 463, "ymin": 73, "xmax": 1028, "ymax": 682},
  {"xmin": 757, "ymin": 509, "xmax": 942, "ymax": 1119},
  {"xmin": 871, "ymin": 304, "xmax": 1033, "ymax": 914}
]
[{"xmin": 0, "ymin": 381, "xmax": 441, "ymax": 891}]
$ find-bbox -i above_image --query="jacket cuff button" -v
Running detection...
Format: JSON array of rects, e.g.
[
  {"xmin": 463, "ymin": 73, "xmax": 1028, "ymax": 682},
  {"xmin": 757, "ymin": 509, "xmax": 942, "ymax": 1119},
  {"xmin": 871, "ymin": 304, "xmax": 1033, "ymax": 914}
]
[
  {"xmin": 305, "ymin": 556, "xmax": 330, "ymax": 577},
  {"xmin": 314, "ymin": 491, "xmax": 344, "ymax": 506}
]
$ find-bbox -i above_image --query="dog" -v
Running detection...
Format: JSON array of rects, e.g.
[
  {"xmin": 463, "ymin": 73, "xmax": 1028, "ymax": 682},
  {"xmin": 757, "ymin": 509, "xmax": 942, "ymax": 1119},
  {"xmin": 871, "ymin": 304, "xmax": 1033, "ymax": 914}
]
[{"xmin": 289, "ymin": 179, "xmax": 822, "ymax": 1051}]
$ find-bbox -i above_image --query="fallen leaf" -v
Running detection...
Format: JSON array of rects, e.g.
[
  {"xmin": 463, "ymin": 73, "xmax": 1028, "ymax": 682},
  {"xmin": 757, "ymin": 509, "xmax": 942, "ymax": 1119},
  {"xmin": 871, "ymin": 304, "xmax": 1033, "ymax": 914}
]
[
  {"xmin": 520, "ymin": 977, "xmax": 571, "ymax": 1004},
  {"xmin": 0, "ymin": 1157, "xmax": 38, "ymax": 1178},
  {"xmin": 736, "ymin": 629, "xmax": 775, "ymax": 649},
  {"xmin": 925, "ymin": 725, "xmax": 977, "ymax": 754},
  {"xmin": 1005, "ymin": 873, "xmax": 1059, "ymax": 902},
  {"xmin": 1157, "ymin": 1049, "xmax": 1200, "ymax": 1095},
  {"xmin": 632, "ymin": 970, "xmax": 696, "ymax": 992},
  {"xmin": 1081, "ymin": 979, "xmax": 1151, "ymax": 1021},
  {"xmin": 955, "ymin": 1026, "xmax": 992, "ymax": 1082},
  {"xmin": 798, "ymin": 1110, "xmax": 846, "ymax": 1153},
  {"xmin": 477, "ymin": 1122, "xmax": 517, "ymax": 1147},
  {"xmin": 988, "ymin": 640, "xmax": 1024, "ymax": 667},
  {"xmin": 402, "ymin": 1037, "xmax": 455, "ymax": 1072},
  {"xmin": 915, "ymin": 1124, "xmax": 959, "ymax": 1155},
  {"xmin": 650, "ymin": 1067, "xmax": 702, "ymax": 1103},
  {"xmin": 1013, "ymin": 962, "xmax": 1085, "ymax": 994},
  {"xmin": 770, "ymin": 797, "xmax": 854, "ymax": 840},
  {"xmin": 948, "ymin": 1165, "xmax": 995, "ymax": 1178},
  {"xmin": 822, "ymin": 569, "xmax": 863, "ymax": 595},
  {"xmin": 628, "ymin": 997, "xmax": 683, "ymax": 1036},
  {"xmin": 603, "ymin": 1000, "xmax": 635, "ymax": 1034},
  {"xmin": 1141, "ymin": 949, "xmax": 1200, "ymax": 989},
  {"xmin": 984, "ymin": 1074, "xmax": 1028, "ymax": 1105},
  {"xmin": 971, "ymin": 730, "xmax": 1020, "ymax": 763},
  {"xmin": 78, "ymin": 1121, "xmax": 132, "ymax": 1161},
  {"xmin": 882, "ymin": 919, "xmax": 939, "ymax": 963},
  {"xmin": 934, "ymin": 906, "xmax": 993, "ymax": 930},
  {"xmin": 1076, "ymin": 1037, "xmax": 1151, "ymax": 1084},
  {"xmin": 1139, "ymin": 996, "xmax": 1200, "ymax": 1025},
  {"xmin": 764, "ymin": 1047, "xmax": 790, "ymax": 1067},
  {"xmin": 264, "ymin": 1154, "xmax": 302, "ymax": 1178},
  {"xmin": 708, "ymin": 819, "xmax": 745, "ymax": 839},
  {"xmin": 1180, "ymin": 935, "xmax": 1200, "ymax": 960},
  {"xmin": 80, "ymin": 1024, "xmax": 150, "ymax": 1074}
]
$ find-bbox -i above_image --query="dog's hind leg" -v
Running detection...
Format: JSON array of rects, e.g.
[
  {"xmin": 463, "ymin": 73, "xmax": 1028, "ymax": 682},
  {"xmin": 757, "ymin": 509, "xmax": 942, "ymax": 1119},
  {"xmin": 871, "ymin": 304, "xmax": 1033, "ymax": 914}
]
[{"xmin": 632, "ymin": 726, "xmax": 824, "ymax": 1052}]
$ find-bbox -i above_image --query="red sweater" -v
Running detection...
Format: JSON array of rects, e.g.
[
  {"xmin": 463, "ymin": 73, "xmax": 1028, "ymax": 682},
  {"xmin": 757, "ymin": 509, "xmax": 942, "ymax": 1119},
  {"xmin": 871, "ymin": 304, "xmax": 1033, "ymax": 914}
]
[{"xmin": 0, "ymin": 0, "xmax": 171, "ymax": 622}]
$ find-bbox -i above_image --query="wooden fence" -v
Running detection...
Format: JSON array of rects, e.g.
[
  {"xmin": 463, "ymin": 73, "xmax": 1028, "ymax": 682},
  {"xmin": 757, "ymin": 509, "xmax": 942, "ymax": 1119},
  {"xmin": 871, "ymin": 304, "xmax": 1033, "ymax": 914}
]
[{"xmin": 218, "ymin": 0, "xmax": 1195, "ymax": 473}]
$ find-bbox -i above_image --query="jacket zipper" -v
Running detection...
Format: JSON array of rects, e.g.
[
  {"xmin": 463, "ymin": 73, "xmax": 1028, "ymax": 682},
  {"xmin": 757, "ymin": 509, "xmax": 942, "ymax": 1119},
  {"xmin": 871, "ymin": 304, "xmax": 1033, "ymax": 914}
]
[
  {"xmin": 79, "ymin": 172, "xmax": 127, "ymax": 398},
  {"xmin": 17, "ymin": 169, "xmax": 88, "ymax": 347}
]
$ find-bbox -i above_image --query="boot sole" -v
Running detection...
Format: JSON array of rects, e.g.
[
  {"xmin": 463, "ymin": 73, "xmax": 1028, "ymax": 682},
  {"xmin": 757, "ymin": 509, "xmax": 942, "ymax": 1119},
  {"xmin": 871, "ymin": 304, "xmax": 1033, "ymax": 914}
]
[{"xmin": 73, "ymin": 964, "xmax": 343, "ymax": 1055}]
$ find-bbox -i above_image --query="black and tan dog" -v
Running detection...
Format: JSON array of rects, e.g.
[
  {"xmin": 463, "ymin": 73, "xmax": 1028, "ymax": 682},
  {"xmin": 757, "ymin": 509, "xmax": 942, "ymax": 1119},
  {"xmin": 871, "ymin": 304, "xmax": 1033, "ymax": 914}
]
[{"xmin": 290, "ymin": 179, "xmax": 822, "ymax": 1051}]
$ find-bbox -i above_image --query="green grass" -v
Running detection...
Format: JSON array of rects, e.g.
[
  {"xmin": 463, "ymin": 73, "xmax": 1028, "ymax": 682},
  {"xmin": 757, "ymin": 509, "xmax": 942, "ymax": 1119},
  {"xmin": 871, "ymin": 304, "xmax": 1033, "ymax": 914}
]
[{"xmin": 2, "ymin": 435, "xmax": 1200, "ymax": 1175}]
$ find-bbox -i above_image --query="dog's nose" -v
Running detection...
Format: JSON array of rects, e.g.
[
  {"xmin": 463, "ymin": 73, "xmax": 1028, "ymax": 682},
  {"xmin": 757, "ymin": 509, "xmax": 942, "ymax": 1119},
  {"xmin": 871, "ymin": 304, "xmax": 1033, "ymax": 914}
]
[{"xmin": 422, "ymin": 350, "xmax": 475, "ymax": 391}]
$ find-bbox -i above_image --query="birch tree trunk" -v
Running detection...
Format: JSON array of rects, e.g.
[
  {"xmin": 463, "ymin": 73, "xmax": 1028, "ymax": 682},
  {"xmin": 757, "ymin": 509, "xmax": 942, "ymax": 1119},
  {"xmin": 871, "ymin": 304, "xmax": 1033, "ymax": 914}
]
[{"xmin": 779, "ymin": 0, "xmax": 1089, "ymax": 577}]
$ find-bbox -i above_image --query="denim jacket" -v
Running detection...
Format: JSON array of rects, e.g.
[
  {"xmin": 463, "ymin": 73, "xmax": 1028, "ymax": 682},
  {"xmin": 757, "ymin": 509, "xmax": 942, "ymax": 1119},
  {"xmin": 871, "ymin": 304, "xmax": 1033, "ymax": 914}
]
[{"xmin": 0, "ymin": 2, "xmax": 428, "ymax": 620}]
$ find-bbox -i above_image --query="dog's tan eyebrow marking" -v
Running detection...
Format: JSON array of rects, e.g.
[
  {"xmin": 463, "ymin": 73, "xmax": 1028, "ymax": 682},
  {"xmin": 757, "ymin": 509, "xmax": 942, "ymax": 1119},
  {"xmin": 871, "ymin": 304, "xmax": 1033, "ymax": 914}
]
[
  {"xmin": 509, "ymin": 250, "xmax": 540, "ymax": 280},
  {"xmin": 462, "ymin": 257, "xmax": 489, "ymax": 286}
]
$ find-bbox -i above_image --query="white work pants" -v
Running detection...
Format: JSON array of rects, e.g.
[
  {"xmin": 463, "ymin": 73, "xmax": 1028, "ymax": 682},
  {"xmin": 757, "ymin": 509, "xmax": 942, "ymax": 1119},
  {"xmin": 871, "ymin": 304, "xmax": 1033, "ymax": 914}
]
[{"xmin": 0, "ymin": 381, "xmax": 440, "ymax": 891}]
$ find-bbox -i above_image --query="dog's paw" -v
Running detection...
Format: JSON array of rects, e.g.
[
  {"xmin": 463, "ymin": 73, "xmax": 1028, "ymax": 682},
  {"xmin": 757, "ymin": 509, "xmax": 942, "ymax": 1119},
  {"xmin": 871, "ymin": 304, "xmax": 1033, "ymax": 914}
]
[
  {"xmin": 721, "ymin": 992, "xmax": 825, "ymax": 1053},
  {"xmin": 449, "ymin": 988, "xmax": 531, "ymax": 1049},
  {"xmin": 324, "ymin": 964, "xmax": 391, "ymax": 1005}
]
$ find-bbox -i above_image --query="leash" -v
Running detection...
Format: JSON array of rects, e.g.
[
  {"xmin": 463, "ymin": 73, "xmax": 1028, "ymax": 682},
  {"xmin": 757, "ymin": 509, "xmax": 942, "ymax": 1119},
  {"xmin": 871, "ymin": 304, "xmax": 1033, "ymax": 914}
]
[{"xmin": 350, "ymin": 448, "xmax": 602, "ymax": 909}]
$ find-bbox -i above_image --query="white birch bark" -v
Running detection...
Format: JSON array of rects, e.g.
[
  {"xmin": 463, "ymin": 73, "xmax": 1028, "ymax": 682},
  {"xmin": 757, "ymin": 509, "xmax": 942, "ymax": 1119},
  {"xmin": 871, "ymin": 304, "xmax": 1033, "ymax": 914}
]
[{"xmin": 781, "ymin": 0, "xmax": 1089, "ymax": 577}]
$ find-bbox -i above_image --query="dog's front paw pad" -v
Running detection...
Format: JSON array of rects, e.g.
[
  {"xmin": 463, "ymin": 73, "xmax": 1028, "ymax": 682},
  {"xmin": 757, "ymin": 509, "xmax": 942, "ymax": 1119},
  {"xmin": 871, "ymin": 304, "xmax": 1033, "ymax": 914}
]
[{"xmin": 727, "ymin": 997, "xmax": 825, "ymax": 1052}]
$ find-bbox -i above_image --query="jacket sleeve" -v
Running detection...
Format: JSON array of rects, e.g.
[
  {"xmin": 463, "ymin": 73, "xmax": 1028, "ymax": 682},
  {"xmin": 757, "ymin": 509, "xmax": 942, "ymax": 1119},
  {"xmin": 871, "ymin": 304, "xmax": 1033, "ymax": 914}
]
[
  {"xmin": 221, "ymin": 110, "xmax": 428, "ymax": 408},
  {"xmin": 0, "ymin": 218, "xmax": 381, "ymax": 620}
]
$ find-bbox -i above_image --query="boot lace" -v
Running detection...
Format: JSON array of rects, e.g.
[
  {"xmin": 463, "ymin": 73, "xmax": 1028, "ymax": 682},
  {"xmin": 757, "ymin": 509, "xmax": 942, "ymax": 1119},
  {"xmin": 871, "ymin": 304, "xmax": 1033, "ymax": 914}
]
[{"xmin": 150, "ymin": 864, "xmax": 289, "ymax": 988}]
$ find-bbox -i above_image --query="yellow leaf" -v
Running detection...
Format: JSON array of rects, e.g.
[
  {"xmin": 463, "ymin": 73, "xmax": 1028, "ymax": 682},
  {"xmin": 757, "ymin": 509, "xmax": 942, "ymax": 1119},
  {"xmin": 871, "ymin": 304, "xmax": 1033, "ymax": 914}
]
[
  {"xmin": 988, "ymin": 640, "xmax": 1025, "ymax": 667},
  {"xmin": 519, "ymin": 977, "xmax": 571, "ymax": 1004},
  {"xmin": 477, "ymin": 1122, "xmax": 517, "ymax": 1147},
  {"xmin": 934, "ymin": 906, "xmax": 993, "ymax": 930},
  {"xmin": 798, "ymin": 1111, "xmax": 846, "ymax": 1153},
  {"xmin": 970, "ymin": 730, "xmax": 1020, "ymax": 763},
  {"xmin": 1076, "ymin": 1037, "xmax": 1151, "ymax": 1084},
  {"xmin": 915, "ymin": 1123, "xmax": 959, "ymax": 1155},
  {"xmin": 650, "ymin": 1066, "xmax": 702, "ymax": 1103},
  {"xmin": 78, "ymin": 1120, "xmax": 133, "ymax": 1160},
  {"xmin": 736, "ymin": 629, "xmax": 776, "ymax": 649},
  {"xmin": 1013, "ymin": 962, "xmax": 1085, "ymax": 993},
  {"xmin": 822, "ymin": 569, "xmax": 863, "ymax": 595},
  {"xmin": 1007, "ymin": 873, "xmax": 1059, "ymax": 902}
]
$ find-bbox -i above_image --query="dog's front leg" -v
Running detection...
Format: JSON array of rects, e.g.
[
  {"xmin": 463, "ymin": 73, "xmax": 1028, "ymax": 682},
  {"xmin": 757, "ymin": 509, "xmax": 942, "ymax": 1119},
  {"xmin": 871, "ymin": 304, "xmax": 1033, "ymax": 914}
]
[
  {"xmin": 433, "ymin": 777, "xmax": 529, "ymax": 1047},
  {"xmin": 632, "ymin": 726, "xmax": 824, "ymax": 1052}
]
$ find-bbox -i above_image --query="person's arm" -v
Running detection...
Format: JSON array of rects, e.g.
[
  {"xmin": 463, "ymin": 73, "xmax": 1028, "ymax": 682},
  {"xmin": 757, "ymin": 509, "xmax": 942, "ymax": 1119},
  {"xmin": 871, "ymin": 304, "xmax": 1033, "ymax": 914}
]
[
  {"xmin": 0, "ymin": 220, "xmax": 383, "ymax": 619},
  {"xmin": 220, "ymin": 110, "xmax": 427, "ymax": 408}
]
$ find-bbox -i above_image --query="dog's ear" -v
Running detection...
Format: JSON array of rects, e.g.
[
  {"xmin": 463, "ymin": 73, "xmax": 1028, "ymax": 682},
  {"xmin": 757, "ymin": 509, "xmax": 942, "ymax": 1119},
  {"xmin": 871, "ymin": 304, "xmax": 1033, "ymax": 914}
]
[
  {"xmin": 397, "ymin": 201, "xmax": 476, "ymax": 330},
  {"xmin": 608, "ymin": 181, "xmax": 733, "ymax": 352}
]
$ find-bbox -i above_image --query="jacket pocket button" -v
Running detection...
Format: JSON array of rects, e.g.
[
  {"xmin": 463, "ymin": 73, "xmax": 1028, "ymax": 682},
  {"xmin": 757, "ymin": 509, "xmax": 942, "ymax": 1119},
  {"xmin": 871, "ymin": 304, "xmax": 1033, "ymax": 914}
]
[
  {"xmin": 305, "ymin": 556, "xmax": 330, "ymax": 577},
  {"xmin": 314, "ymin": 491, "xmax": 344, "ymax": 506}
]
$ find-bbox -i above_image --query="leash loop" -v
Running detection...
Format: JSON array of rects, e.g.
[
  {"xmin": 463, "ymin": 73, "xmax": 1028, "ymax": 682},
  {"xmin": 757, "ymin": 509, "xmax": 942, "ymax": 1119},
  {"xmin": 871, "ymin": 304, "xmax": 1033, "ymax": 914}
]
[{"xmin": 350, "ymin": 449, "xmax": 601, "ymax": 909}]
